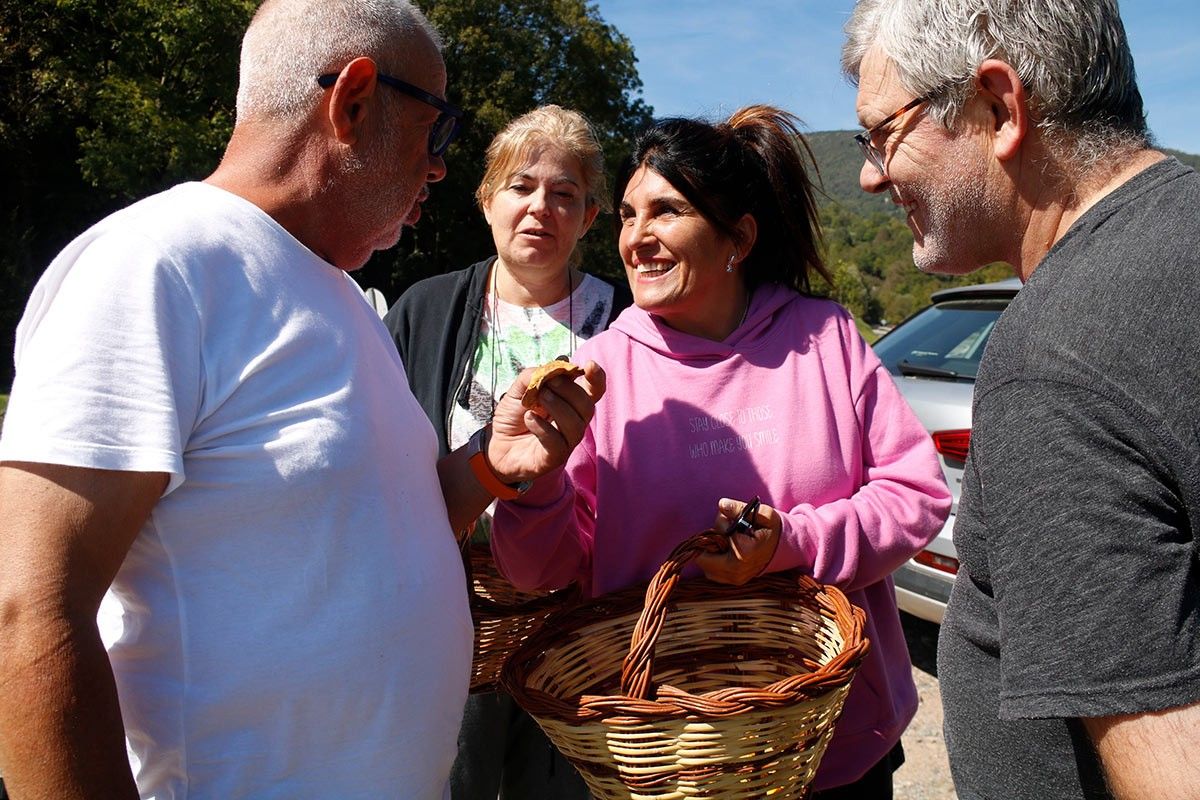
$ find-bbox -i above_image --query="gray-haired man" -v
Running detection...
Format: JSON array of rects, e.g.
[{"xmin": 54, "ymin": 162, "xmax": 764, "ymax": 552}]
[
  {"xmin": 0, "ymin": 1, "xmax": 601, "ymax": 797},
  {"xmin": 843, "ymin": 1, "xmax": 1200, "ymax": 798}
]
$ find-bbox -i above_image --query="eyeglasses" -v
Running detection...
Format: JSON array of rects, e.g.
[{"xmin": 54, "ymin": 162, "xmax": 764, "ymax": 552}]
[
  {"xmin": 853, "ymin": 96, "xmax": 928, "ymax": 178},
  {"xmin": 317, "ymin": 72, "xmax": 464, "ymax": 157}
]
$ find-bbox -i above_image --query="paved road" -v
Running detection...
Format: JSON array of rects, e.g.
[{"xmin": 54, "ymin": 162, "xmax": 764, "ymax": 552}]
[{"xmin": 893, "ymin": 612, "xmax": 958, "ymax": 800}]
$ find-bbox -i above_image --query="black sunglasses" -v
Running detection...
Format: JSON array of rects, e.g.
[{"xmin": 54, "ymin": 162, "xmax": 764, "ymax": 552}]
[{"xmin": 317, "ymin": 72, "xmax": 463, "ymax": 157}]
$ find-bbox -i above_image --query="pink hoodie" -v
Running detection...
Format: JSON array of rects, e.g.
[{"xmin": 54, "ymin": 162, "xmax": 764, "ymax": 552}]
[{"xmin": 492, "ymin": 283, "xmax": 950, "ymax": 790}]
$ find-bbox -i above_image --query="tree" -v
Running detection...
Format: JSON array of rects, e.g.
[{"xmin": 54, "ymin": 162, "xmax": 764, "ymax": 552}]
[
  {"xmin": 0, "ymin": 1, "xmax": 653, "ymax": 390},
  {"xmin": 353, "ymin": 0, "xmax": 654, "ymax": 298},
  {"xmin": 819, "ymin": 257, "xmax": 882, "ymax": 324},
  {"xmin": 0, "ymin": 0, "xmax": 256, "ymax": 390}
]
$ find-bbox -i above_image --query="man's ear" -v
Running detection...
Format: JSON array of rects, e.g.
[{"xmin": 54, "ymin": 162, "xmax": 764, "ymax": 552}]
[
  {"xmin": 976, "ymin": 58, "xmax": 1028, "ymax": 162},
  {"xmin": 324, "ymin": 57, "xmax": 381, "ymax": 146}
]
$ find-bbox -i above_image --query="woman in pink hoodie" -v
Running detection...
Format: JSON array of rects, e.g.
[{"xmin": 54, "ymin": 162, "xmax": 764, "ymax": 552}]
[{"xmin": 491, "ymin": 105, "xmax": 951, "ymax": 798}]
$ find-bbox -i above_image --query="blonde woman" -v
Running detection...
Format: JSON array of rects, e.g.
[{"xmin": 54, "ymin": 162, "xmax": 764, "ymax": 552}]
[{"xmin": 384, "ymin": 105, "xmax": 629, "ymax": 798}]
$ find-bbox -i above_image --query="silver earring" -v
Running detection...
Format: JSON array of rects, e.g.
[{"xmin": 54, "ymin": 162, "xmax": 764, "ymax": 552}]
[{"xmin": 726, "ymin": 253, "xmax": 737, "ymax": 273}]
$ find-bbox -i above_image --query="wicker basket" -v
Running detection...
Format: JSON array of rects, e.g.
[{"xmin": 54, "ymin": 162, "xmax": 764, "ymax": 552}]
[
  {"xmin": 462, "ymin": 539, "xmax": 580, "ymax": 693},
  {"xmin": 501, "ymin": 530, "xmax": 869, "ymax": 798}
]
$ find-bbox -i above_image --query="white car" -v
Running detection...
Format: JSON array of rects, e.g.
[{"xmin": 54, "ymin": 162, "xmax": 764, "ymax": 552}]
[{"xmin": 871, "ymin": 277, "xmax": 1021, "ymax": 623}]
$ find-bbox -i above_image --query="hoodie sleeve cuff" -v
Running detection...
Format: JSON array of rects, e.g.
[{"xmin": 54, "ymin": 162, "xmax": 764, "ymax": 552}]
[
  {"xmin": 511, "ymin": 465, "xmax": 568, "ymax": 507},
  {"xmin": 764, "ymin": 512, "xmax": 814, "ymax": 575}
]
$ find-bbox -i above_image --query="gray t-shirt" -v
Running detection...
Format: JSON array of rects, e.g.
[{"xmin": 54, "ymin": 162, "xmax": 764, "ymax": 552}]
[{"xmin": 939, "ymin": 158, "xmax": 1200, "ymax": 799}]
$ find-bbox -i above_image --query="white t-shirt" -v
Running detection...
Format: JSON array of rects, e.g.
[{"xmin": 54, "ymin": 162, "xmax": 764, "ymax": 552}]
[{"xmin": 0, "ymin": 182, "xmax": 472, "ymax": 799}]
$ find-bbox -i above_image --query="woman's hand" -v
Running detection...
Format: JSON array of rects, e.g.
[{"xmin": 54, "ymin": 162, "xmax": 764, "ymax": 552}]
[
  {"xmin": 696, "ymin": 497, "xmax": 781, "ymax": 585},
  {"xmin": 487, "ymin": 360, "xmax": 606, "ymax": 483}
]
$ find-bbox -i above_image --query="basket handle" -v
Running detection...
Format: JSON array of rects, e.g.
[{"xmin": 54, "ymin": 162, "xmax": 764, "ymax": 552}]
[{"xmin": 619, "ymin": 529, "xmax": 734, "ymax": 699}]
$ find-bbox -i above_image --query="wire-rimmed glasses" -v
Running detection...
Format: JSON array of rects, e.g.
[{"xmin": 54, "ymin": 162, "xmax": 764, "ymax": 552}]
[{"xmin": 853, "ymin": 96, "xmax": 928, "ymax": 178}]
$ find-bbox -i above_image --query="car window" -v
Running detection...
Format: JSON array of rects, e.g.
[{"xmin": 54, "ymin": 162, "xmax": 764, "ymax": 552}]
[{"xmin": 872, "ymin": 299, "xmax": 1010, "ymax": 381}]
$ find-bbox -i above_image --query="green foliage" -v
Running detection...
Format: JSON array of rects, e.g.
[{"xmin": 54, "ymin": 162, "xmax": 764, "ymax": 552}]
[
  {"xmin": 2, "ymin": 0, "xmax": 254, "ymax": 205},
  {"xmin": 853, "ymin": 317, "xmax": 878, "ymax": 344},
  {"xmin": 352, "ymin": 0, "xmax": 654, "ymax": 297},
  {"xmin": 0, "ymin": 0, "xmax": 255, "ymax": 389}
]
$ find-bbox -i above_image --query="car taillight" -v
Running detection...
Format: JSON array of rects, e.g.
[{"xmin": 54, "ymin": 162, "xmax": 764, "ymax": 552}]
[
  {"xmin": 932, "ymin": 429, "xmax": 971, "ymax": 462},
  {"xmin": 915, "ymin": 549, "xmax": 960, "ymax": 575}
]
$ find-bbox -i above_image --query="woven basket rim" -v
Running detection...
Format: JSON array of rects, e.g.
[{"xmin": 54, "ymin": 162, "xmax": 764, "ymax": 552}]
[{"xmin": 502, "ymin": 568, "xmax": 868, "ymax": 723}]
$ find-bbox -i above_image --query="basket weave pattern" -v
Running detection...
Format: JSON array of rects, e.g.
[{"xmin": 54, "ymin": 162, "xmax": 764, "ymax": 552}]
[
  {"xmin": 464, "ymin": 540, "xmax": 579, "ymax": 693},
  {"xmin": 502, "ymin": 531, "xmax": 869, "ymax": 798}
]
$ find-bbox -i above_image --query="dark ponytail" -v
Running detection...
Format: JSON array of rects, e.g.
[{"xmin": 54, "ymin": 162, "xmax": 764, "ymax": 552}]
[{"xmin": 613, "ymin": 104, "xmax": 830, "ymax": 293}]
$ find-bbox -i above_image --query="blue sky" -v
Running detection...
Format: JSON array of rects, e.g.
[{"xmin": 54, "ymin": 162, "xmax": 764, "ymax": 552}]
[{"xmin": 592, "ymin": 1, "xmax": 1200, "ymax": 155}]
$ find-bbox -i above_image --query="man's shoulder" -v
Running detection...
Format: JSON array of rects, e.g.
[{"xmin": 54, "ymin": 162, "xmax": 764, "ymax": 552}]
[
  {"xmin": 992, "ymin": 157, "xmax": 1200, "ymax": 363},
  {"xmin": 104, "ymin": 182, "xmax": 250, "ymax": 228},
  {"xmin": 1082, "ymin": 155, "xmax": 1200, "ymax": 243},
  {"xmin": 77, "ymin": 182, "xmax": 286, "ymax": 271},
  {"xmin": 974, "ymin": 160, "xmax": 1200, "ymax": 426}
]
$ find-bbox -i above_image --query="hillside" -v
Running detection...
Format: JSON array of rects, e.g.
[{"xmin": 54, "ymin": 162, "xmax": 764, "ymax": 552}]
[{"xmin": 806, "ymin": 130, "xmax": 905, "ymax": 220}]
